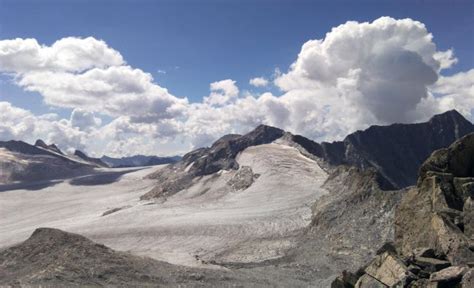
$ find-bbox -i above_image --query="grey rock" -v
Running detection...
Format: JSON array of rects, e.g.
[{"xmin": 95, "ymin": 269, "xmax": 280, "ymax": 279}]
[
  {"xmin": 354, "ymin": 274, "xmax": 388, "ymax": 288},
  {"xmin": 462, "ymin": 268, "xmax": 474, "ymax": 287},
  {"xmin": 364, "ymin": 251, "xmax": 414, "ymax": 286},
  {"xmin": 430, "ymin": 266, "xmax": 468, "ymax": 282},
  {"xmin": 395, "ymin": 133, "xmax": 474, "ymax": 264},
  {"xmin": 413, "ymin": 257, "xmax": 451, "ymax": 272},
  {"xmin": 413, "ymin": 248, "xmax": 436, "ymax": 258},
  {"xmin": 226, "ymin": 166, "xmax": 259, "ymax": 191}
]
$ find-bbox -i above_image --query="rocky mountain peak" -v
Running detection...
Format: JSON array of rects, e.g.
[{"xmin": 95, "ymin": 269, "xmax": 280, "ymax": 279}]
[
  {"xmin": 429, "ymin": 109, "xmax": 470, "ymax": 124},
  {"xmin": 322, "ymin": 110, "xmax": 474, "ymax": 190},
  {"xmin": 34, "ymin": 139, "xmax": 64, "ymax": 154},
  {"xmin": 142, "ymin": 124, "xmax": 285, "ymax": 199}
]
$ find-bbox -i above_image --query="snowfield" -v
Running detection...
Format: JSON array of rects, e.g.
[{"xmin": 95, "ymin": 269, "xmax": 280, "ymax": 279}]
[{"xmin": 0, "ymin": 143, "xmax": 329, "ymax": 268}]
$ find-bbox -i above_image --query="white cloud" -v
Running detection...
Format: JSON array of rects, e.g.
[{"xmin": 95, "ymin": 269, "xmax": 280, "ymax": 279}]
[
  {"xmin": 0, "ymin": 102, "xmax": 88, "ymax": 152},
  {"xmin": 0, "ymin": 37, "xmax": 124, "ymax": 73},
  {"xmin": 70, "ymin": 109, "xmax": 102, "ymax": 130},
  {"xmin": 0, "ymin": 37, "xmax": 188, "ymax": 122},
  {"xmin": 430, "ymin": 69, "xmax": 474, "ymax": 118},
  {"xmin": 249, "ymin": 77, "xmax": 269, "ymax": 87},
  {"xmin": 0, "ymin": 17, "xmax": 473, "ymax": 156},
  {"xmin": 203, "ymin": 79, "xmax": 239, "ymax": 106}
]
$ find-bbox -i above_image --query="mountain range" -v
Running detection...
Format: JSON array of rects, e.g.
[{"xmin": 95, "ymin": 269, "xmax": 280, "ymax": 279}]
[{"xmin": 0, "ymin": 109, "xmax": 473, "ymax": 287}]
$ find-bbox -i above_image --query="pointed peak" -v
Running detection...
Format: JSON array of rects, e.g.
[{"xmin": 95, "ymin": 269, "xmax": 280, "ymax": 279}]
[
  {"xmin": 245, "ymin": 124, "xmax": 285, "ymax": 140},
  {"xmin": 429, "ymin": 109, "xmax": 471, "ymax": 124},
  {"xmin": 34, "ymin": 139, "xmax": 48, "ymax": 148},
  {"xmin": 74, "ymin": 149, "xmax": 87, "ymax": 158}
]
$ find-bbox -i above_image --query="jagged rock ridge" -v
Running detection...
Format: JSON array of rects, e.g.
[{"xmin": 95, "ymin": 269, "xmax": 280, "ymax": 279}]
[
  {"xmin": 34, "ymin": 139, "xmax": 64, "ymax": 155},
  {"xmin": 318, "ymin": 110, "xmax": 474, "ymax": 190}
]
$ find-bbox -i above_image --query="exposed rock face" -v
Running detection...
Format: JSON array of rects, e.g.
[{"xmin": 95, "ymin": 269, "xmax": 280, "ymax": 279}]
[
  {"xmin": 74, "ymin": 150, "xmax": 109, "ymax": 168},
  {"xmin": 319, "ymin": 110, "xmax": 474, "ymax": 190},
  {"xmin": 395, "ymin": 133, "xmax": 474, "ymax": 265},
  {"xmin": 101, "ymin": 154, "xmax": 181, "ymax": 168},
  {"xmin": 333, "ymin": 133, "xmax": 474, "ymax": 287},
  {"xmin": 141, "ymin": 125, "xmax": 284, "ymax": 199},
  {"xmin": 226, "ymin": 165, "xmax": 260, "ymax": 191}
]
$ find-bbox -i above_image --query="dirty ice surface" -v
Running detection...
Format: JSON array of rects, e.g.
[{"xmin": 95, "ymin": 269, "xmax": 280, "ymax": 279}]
[{"xmin": 0, "ymin": 143, "xmax": 328, "ymax": 268}]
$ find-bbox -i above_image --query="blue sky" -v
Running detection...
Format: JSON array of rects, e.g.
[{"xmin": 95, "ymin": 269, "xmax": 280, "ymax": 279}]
[
  {"xmin": 0, "ymin": 0, "xmax": 473, "ymax": 156},
  {"xmin": 1, "ymin": 0, "xmax": 472, "ymax": 108}
]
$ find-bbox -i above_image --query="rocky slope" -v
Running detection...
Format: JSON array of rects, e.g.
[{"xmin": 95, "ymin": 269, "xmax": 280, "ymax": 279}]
[
  {"xmin": 333, "ymin": 133, "xmax": 474, "ymax": 287},
  {"xmin": 0, "ymin": 227, "xmax": 273, "ymax": 287},
  {"xmin": 101, "ymin": 154, "xmax": 181, "ymax": 168}
]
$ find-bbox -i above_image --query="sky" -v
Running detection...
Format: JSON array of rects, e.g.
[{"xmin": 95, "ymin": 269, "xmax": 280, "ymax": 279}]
[{"xmin": 0, "ymin": 0, "xmax": 473, "ymax": 157}]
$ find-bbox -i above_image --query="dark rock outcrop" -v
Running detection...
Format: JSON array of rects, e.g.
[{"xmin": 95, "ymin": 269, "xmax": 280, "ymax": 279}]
[
  {"xmin": 74, "ymin": 150, "xmax": 109, "ymax": 168},
  {"xmin": 319, "ymin": 110, "xmax": 474, "ymax": 190},
  {"xmin": 34, "ymin": 139, "xmax": 64, "ymax": 155}
]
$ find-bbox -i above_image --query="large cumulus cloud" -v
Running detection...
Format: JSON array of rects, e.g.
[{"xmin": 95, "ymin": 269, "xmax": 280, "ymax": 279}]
[{"xmin": 275, "ymin": 17, "xmax": 452, "ymax": 124}]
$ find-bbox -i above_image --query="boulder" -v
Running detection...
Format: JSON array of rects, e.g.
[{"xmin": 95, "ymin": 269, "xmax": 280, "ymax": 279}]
[
  {"xmin": 453, "ymin": 177, "xmax": 474, "ymax": 200},
  {"xmin": 413, "ymin": 248, "xmax": 436, "ymax": 258},
  {"xmin": 354, "ymin": 274, "xmax": 387, "ymax": 288},
  {"xmin": 364, "ymin": 252, "xmax": 414, "ymax": 286},
  {"xmin": 464, "ymin": 198, "xmax": 474, "ymax": 242},
  {"xmin": 431, "ymin": 214, "xmax": 473, "ymax": 265},
  {"xmin": 331, "ymin": 270, "xmax": 360, "ymax": 288},
  {"xmin": 462, "ymin": 268, "xmax": 474, "ymax": 287},
  {"xmin": 430, "ymin": 266, "xmax": 468, "ymax": 283},
  {"xmin": 413, "ymin": 257, "xmax": 451, "ymax": 272}
]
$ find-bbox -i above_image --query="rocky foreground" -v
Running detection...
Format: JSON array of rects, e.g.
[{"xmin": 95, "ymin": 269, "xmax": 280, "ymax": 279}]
[
  {"xmin": 333, "ymin": 133, "xmax": 474, "ymax": 287},
  {"xmin": 0, "ymin": 228, "xmax": 275, "ymax": 287}
]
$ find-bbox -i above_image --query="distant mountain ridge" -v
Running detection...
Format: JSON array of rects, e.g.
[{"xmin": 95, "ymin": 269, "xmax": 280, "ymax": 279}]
[
  {"xmin": 74, "ymin": 150, "xmax": 109, "ymax": 168},
  {"xmin": 0, "ymin": 139, "xmax": 108, "ymax": 184},
  {"xmin": 144, "ymin": 110, "xmax": 474, "ymax": 200},
  {"xmin": 101, "ymin": 155, "xmax": 181, "ymax": 168},
  {"xmin": 317, "ymin": 110, "xmax": 474, "ymax": 189}
]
